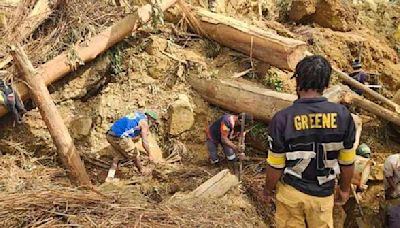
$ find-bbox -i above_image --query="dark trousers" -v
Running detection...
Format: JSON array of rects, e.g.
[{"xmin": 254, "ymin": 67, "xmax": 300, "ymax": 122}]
[{"xmin": 206, "ymin": 138, "xmax": 236, "ymax": 163}]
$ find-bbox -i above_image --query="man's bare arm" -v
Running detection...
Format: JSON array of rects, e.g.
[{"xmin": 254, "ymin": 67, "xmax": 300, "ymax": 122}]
[
  {"xmin": 339, "ymin": 165, "xmax": 355, "ymax": 192},
  {"xmin": 140, "ymin": 121, "xmax": 151, "ymax": 155},
  {"xmin": 388, "ymin": 176, "xmax": 397, "ymax": 190},
  {"xmin": 221, "ymin": 134, "xmax": 238, "ymax": 151}
]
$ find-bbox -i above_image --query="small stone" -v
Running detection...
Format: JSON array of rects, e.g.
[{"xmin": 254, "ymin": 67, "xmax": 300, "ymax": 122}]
[{"xmin": 138, "ymin": 100, "xmax": 146, "ymax": 108}]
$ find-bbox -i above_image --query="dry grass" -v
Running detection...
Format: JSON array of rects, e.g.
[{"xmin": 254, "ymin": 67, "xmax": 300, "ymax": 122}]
[
  {"xmin": 1, "ymin": 0, "xmax": 126, "ymax": 69},
  {"xmin": 0, "ymin": 154, "xmax": 262, "ymax": 227}
]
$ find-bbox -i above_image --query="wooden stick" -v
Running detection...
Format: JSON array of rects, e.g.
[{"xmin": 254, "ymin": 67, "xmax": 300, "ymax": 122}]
[
  {"xmin": 11, "ymin": 45, "xmax": 91, "ymax": 186},
  {"xmin": 0, "ymin": 0, "xmax": 178, "ymax": 118}
]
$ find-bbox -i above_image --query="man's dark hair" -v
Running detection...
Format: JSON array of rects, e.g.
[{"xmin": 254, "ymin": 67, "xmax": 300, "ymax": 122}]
[{"xmin": 292, "ymin": 55, "xmax": 332, "ymax": 93}]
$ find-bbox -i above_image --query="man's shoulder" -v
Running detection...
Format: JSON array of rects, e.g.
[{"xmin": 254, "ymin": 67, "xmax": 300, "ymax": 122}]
[
  {"xmin": 320, "ymin": 100, "xmax": 350, "ymax": 114},
  {"xmin": 387, "ymin": 154, "xmax": 400, "ymax": 163}
]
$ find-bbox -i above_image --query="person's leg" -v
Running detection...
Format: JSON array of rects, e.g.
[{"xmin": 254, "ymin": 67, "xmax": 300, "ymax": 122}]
[
  {"xmin": 13, "ymin": 90, "xmax": 26, "ymax": 114},
  {"xmin": 106, "ymin": 156, "xmax": 120, "ymax": 182},
  {"xmin": 6, "ymin": 95, "xmax": 22, "ymax": 123},
  {"xmin": 106, "ymin": 134, "xmax": 125, "ymax": 182},
  {"xmin": 206, "ymin": 139, "xmax": 219, "ymax": 164},
  {"xmin": 222, "ymin": 145, "xmax": 237, "ymax": 161},
  {"xmin": 303, "ymin": 193, "xmax": 334, "ymax": 228},
  {"xmin": 275, "ymin": 182, "xmax": 307, "ymax": 228}
]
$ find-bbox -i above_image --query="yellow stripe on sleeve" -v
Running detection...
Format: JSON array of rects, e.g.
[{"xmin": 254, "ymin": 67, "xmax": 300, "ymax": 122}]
[
  {"xmin": 267, "ymin": 151, "xmax": 286, "ymax": 169},
  {"xmin": 338, "ymin": 149, "xmax": 356, "ymax": 165}
]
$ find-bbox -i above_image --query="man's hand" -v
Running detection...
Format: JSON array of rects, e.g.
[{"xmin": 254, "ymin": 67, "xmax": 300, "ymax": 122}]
[
  {"xmin": 238, "ymin": 152, "xmax": 246, "ymax": 161},
  {"xmin": 238, "ymin": 144, "xmax": 245, "ymax": 153},
  {"xmin": 335, "ymin": 187, "xmax": 350, "ymax": 205}
]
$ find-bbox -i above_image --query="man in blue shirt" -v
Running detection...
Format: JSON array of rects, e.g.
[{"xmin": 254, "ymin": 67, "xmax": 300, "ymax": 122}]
[{"xmin": 106, "ymin": 110, "xmax": 159, "ymax": 180}]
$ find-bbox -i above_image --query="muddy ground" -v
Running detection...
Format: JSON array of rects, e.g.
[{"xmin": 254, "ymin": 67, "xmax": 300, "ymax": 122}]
[{"xmin": 0, "ymin": 0, "xmax": 400, "ymax": 227}]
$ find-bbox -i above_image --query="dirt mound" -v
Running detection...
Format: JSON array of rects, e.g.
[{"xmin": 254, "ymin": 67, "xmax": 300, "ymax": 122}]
[{"xmin": 289, "ymin": 0, "xmax": 357, "ymax": 32}]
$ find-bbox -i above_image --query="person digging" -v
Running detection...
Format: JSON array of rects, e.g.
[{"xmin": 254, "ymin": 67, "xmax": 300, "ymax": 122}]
[
  {"xmin": 264, "ymin": 55, "xmax": 356, "ymax": 227},
  {"xmin": 206, "ymin": 113, "xmax": 253, "ymax": 165},
  {"xmin": 105, "ymin": 110, "xmax": 159, "ymax": 182}
]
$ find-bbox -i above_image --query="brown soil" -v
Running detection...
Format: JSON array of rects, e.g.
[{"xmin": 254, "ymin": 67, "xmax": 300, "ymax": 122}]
[{"xmin": 1, "ymin": 0, "xmax": 400, "ymax": 227}]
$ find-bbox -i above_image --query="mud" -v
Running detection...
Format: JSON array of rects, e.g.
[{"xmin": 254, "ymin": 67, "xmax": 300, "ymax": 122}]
[{"xmin": 1, "ymin": 0, "xmax": 400, "ymax": 227}]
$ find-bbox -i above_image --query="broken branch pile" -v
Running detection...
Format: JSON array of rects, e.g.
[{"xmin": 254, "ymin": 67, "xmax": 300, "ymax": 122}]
[
  {"xmin": 0, "ymin": 155, "xmax": 259, "ymax": 227},
  {"xmin": 0, "ymin": 0, "xmax": 126, "ymax": 66}
]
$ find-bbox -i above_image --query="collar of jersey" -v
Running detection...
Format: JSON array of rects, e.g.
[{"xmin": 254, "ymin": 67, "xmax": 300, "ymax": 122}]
[{"xmin": 294, "ymin": 97, "xmax": 327, "ymax": 104}]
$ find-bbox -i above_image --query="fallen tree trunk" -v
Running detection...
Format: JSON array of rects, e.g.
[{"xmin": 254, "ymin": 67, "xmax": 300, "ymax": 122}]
[
  {"xmin": 188, "ymin": 77, "xmax": 296, "ymax": 122},
  {"xmin": 189, "ymin": 77, "xmax": 400, "ymax": 127},
  {"xmin": 185, "ymin": 7, "xmax": 307, "ymax": 70},
  {"xmin": 332, "ymin": 66, "xmax": 400, "ymax": 113},
  {"xmin": 188, "ymin": 77, "xmax": 343, "ymax": 122},
  {"xmin": 0, "ymin": 0, "xmax": 177, "ymax": 117},
  {"xmin": 11, "ymin": 45, "xmax": 91, "ymax": 186},
  {"xmin": 342, "ymin": 92, "xmax": 400, "ymax": 127}
]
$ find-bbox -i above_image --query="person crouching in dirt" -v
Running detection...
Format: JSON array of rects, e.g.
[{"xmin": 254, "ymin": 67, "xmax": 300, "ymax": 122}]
[
  {"xmin": 106, "ymin": 110, "xmax": 159, "ymax": 181},
  {"xmin": 0, "ymin": 79, "xmax": 27, "ymax": 124},
  {"xmin": 384, "ymin": 153, "xmax": 400, "ymax": 199},
  {"xmin": 206, "ymin": 113, "xmax": 253, "ymax": 164},
  {"xmin": 349, "ymin": 59, "xmax": 369, "ymax": 95},
  {"xmin": 264, "ymin": 55, "xmax": 356, "ymax": 227}
]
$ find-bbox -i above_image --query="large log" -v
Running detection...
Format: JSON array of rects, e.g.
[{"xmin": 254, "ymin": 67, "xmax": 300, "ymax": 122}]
[
  {"xmin": 11, "ymin": 45, "xmax": 91, "ymax": 186},
  {"xmin": 188, "ymin": 76, "xmax": 342, "ymax": 123},
  {"xmin": 342, "ymin": 91, "xmax": 400, "ymax": 127},
  {"xmin": 188, "ymin": 77, "xmax": 296, "ymax": 122},
  {"xmin": 0, "ymin": 0, "xmax": 177, "ymax": 117},
  {"xmin": 332, "ymin": 66, "xmax": 400, "ymax": 113},
  {"xmin": 189, "ymin": 77, "xmax": 400, "ymax": 127},
  {"xmin": 186, "ymin": 8, "xmax": 307, "ymax": 70}
]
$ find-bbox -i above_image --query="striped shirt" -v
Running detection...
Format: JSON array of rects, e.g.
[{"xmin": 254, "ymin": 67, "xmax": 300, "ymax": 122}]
[{"xmin": 267, "ymin": 97, "xmax": 356, "ymax": 197}]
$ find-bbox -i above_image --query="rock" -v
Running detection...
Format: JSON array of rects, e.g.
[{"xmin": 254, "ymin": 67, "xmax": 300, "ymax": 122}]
[
  {"xmin": 70, "ymin": 117, "xmax": 93, "ymax": 139},
  {"xmin": 147, "ymin": 56, "xmax": 171, "ymax": 80},
  {"xmin": 138, "ymin": 99, "xmax": 146, "ymax": 108},
  {"xmin": 129, "ymin": 72, "xmax": 156, "ymax": 85},
  {"xmin": 289, "ymin": 0, "xmax": 317, "ymax": 22},
  {"xmin": 168, "ymin": 94, "xmax": 194, "ymax": 135},
  {"xmin": 352, "ymin": 155, "xmax": 373, "ymax": 188},
  {"xmin": 289, "ymin": 0, "xmax": 357, "ymax": 32},
  {"xmin": 145, "ymin": 36, "xmax": 168, "ymax": 55},
  {"xmin": 313, "ymin": 0, "xmax": 357, "ymax": 32},
  {"xmin": 394, "ymin": 24, "xmax": 400, "ymax": 44},
  {"xmin": 369, "ymin": 163, "xmax": 384, "ymax": 181}
]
